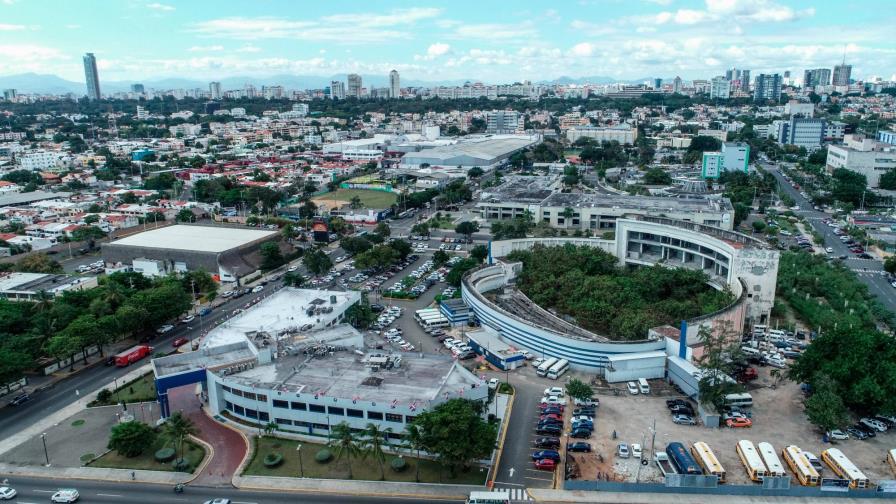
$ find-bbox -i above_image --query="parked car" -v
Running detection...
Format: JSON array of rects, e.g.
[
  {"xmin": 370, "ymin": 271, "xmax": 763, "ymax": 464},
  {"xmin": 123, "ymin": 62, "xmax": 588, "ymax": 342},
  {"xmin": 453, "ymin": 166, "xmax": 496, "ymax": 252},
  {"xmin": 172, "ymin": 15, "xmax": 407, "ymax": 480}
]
[
  {"xmin": 631, "ymin": 443, "xmax": 643, "ymax": 459},
  {"xmin": 626, "ymin": 382, "xmax": 639, "ymax": 395},
  {"xmin": 666, "ymin": 399, "xmax": 690, "ymax": 409},
  {"xmin": 531, "ymin": 450, "xmax": 561, "ymax": 462},
  {"xmin": 859, "ymin": 417, "xmax": 887, "ymax": 432},
  {"xmin": 181, "ymin": 315, "xmax": 195, "ymax": 324},
  {"xmin": 172, "ymin": 337, "xmax": 189, "ymax": 348},
  {"xmin": 853, "ymin": 423, "xmax": 877, "ymax": 437},
  {"xmin": 845, "ymin": 427, "xmax": 868, "ymax": 440},
  {"xmin": 534, "ymin": 459, "xmax": 556, "ymax": 471},
  {"xmin": 536, "ymin": 425, "xmax": 562, "ymax": 435},
  {"xmin": 726, "ymin": 417, "xmax": 753, "ymax": 428},
  {"xmin": 827, "ymin": 429, "xmax": 849, "ymax": 441},
  {"xmin": 543, "ymin": 387, "xmax": 564, "ymax": 397},
  {"xmin": 534, "ymin": 437, "xmax": 561, "ymax": 449},
  {"xmin": 670, "ymin": 404, "xmax": 695, "ymax": 416},
  {"xmin": 156, "ymin": 324, "xmax": 174, "ymax": 334},
  {"xmin": 573, "ymin": 408, "xmax": 595, "ymax": 417},
  {"xmin": 252, "ymin": 285, "xmax": 264, "ymax": 293},
  {"xmin": 568, "ymin": 442, "xmax": 592, "ymax": 453},
  {"xmin": 672, "ymin": 414, "xmax": 696, "ymax": 425},
  {"xmin": 617, "ymin": 443, "xmax": 630, "ymax": 458},
  {"xmin": 570, "ymin": 428, "xmax": 592, "ymax": 438}
]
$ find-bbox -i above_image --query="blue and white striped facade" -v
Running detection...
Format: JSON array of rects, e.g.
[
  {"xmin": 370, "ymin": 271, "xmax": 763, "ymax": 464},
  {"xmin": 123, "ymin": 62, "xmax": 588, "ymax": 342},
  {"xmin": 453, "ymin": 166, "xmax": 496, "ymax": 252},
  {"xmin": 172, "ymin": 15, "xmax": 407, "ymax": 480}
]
[{"xmin": 463, "ymin": 217, "xmax": 778, "ymax": 373}]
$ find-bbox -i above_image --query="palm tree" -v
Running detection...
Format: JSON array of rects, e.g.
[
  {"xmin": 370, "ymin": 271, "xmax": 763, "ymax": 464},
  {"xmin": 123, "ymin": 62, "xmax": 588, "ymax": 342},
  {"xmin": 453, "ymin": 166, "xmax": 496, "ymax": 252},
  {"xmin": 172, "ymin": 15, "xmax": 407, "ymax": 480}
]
[
  {"xmin": 403, "ymin": 424, "xmax": 426, "ymax": 483},
  {"xmin": 163, "ymin": 412, "xmax": 198, "ymax": 463},
  {"xmin": 362, "ymin": 423, "xmax": 392, "ymax": 480},
  {"xmin": 328, "ymin": 422, "xmax": 361, "ymax": 479}
]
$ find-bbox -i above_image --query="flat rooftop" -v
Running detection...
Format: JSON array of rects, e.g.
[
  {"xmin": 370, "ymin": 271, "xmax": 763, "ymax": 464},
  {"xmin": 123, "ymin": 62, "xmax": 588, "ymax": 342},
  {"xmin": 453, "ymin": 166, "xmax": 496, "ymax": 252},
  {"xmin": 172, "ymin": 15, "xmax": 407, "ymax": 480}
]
[
  {"xmin": 0, "ymin": 272, "xmax": 91, "ymax": 294},
  {"xmin": 201, "ymin": 287, "xmax": 361, "ymax": 349},
  {"xmin": 108, "ymin": 225, "xmax": 277, "ymax": 253},
  {"xmin": 0, "ymin": 191, "xmax": 72, "ymax": 208},
  {"xmin": 404, "ymin": 135, "xmax": 537, "ymax": 163},
  {"xmin": 481, "ymin": 175, "xmax": 558, "ymax": 203},
  {"xmin": 540, "ymin": 192, "xmax": 734, "ymax": 213},
  {"xmin": 154, "ymin": 341, "xmax": 258, "ymax": 378},
  {"xmin": 223, "ymin": 350, "xmax": 473, "ymax": 403},
  {"xmin": 467, "ymin": 328, "xmax": 525, "ymax": 357}
]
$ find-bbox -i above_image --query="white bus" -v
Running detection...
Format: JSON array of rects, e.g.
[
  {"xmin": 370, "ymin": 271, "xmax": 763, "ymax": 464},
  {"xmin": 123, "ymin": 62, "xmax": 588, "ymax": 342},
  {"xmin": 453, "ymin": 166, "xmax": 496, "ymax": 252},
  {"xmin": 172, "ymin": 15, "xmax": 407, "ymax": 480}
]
[
  {"xmin": 691, "ymin": 441, "xmax": 726, "ymax": 483},
  {"xmin": 536, "ymin": 358, "xmax": 558, "ymax": 377},
  {"xmin": 736, "ymin": 440, "xmax": 768, "ymax": 482},
  {"xmin": 782, "ymin": 445, "xmax": 819, "ymax": 487},
  {"xmin": 757, "ymin": 442, "xmax": 786, "ymax": 478},
  {"xmin": 466, "ymin": 491, "xmax": 510, "ymax": 504},
  {"xmin": 724, "ymin": 392, "xmax": 753, "ymax": 408},
  {"xmin": 821, "ymin": 448, "xmax": 870, "ymax": 489},
  {"xmin": 546, "ymin": 359, "xmax": 569, "ymax": 380}
]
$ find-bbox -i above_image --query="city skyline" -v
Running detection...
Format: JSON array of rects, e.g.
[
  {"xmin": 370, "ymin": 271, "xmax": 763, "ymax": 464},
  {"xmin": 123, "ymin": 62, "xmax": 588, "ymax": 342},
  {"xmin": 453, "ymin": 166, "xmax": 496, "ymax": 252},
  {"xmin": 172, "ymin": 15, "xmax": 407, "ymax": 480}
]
[{"xmin": 0, "ymin": 0, "xmax": 894, "ymax": 85}]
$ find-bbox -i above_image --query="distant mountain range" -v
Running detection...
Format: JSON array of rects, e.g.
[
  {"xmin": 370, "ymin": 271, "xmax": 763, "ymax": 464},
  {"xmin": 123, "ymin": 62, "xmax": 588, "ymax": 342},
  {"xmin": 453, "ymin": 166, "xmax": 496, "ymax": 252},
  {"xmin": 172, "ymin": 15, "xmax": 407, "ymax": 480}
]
[{"xmin": 0, "ymin": 72, "xmax": 642, "ymax": 95}]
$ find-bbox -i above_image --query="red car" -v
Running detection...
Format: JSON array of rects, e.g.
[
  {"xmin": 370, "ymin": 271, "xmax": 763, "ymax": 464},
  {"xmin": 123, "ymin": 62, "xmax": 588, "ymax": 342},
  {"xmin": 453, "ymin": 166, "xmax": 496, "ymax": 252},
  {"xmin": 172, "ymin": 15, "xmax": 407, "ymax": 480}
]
[
  {"xmin": 726, "ymin": 417, "xmax": 753, "ymax": 428},
  {"xmin": 172, "ymin": 337, "xmax": 190, "ymax": 348},
  {"xmin": 539, "ymin": 414, "xmax": 563, "ymax": 422},
  {"xmin": 534, "ymin": 459, "xmax": 556, "ymax": 470}
]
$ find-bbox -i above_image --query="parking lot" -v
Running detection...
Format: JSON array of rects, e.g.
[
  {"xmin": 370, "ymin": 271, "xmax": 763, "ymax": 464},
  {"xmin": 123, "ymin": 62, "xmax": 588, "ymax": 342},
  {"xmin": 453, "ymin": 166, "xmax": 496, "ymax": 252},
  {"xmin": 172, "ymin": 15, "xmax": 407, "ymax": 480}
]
[{"xmin": 562, "ymin": 366, "xmax": 896, "ymax": 486}]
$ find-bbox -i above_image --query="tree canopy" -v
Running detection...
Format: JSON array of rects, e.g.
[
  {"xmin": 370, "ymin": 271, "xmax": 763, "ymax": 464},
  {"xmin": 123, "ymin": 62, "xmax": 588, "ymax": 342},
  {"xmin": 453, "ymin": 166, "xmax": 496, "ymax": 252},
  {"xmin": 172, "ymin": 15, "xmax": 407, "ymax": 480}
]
[{"xmin": 410, "ymin": 398, "xmax": 496, "ymax": 477}]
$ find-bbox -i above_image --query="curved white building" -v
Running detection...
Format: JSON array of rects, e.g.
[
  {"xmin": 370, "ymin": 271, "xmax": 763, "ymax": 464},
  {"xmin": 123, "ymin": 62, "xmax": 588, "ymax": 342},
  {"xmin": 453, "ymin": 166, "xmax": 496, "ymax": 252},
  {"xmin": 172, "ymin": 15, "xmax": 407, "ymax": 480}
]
[{"xmin": 462, "ymin": 217, "xmax": 778, "ymax": 373}]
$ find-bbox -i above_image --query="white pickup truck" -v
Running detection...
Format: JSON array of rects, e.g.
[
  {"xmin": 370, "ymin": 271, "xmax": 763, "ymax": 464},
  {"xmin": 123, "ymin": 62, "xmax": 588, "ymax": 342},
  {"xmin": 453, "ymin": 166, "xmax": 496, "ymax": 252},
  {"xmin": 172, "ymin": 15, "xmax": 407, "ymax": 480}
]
[{"xmin": 654, "ymin": 451, "xmax": 676, "ymax": 477}]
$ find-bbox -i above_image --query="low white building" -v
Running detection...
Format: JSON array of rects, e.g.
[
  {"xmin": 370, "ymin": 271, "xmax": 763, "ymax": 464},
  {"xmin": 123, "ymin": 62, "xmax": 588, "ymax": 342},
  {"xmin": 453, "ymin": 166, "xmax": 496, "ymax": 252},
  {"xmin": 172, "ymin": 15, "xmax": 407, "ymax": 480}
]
[
  {"xmin": 566, "ymin": 125, "xmax": 637, "ymax": 145},
  {"xmin": 19, "ymin": 151, "xmax": 64, "ymax": 171}
]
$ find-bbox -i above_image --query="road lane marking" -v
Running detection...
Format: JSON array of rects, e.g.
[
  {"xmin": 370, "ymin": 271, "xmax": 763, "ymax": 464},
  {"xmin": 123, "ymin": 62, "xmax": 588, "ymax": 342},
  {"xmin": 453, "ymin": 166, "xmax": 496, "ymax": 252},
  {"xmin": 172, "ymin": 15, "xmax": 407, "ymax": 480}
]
[
  {"xmin": 33, "ymin": 490, "xmax": 54, "ymax": 493},
  {"xmin": 97, "ymin": 493, "xmax": 123, "ymax": 497}
]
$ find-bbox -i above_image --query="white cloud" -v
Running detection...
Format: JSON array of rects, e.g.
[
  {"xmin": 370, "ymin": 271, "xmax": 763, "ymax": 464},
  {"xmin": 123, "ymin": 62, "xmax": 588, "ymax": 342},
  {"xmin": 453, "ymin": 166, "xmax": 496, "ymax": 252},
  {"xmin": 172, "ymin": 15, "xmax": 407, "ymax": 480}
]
[
  {"xmin": 321, "ymin": 7, "xmax": 441, "ymax": 27},
  {"xmin": 644, "ymin": 0, "xmax": 673, "ymax": 4},
  {"xmin": 427, "ymin": 43, "xmax": 450, "ymax": 57},
  {"xmin": 188, "ymin": 45, "xmax": 224, "ymax": 52},
  {"xmin": 0, "ymin": 23, "xmax": 25, "ymax": 30},
  {"xmin": 673, "ymin": 9, "xmax": 708, "ymax": 24},
  {"xmin": 65, "ymin": 24, "xmax": 81, "ymax": 29},
  {"xmin": 451, "ymin": 22, "xmax": 538, "ymax": 40},
  {"xmin": 146, "ymin": 2, "xmax": 175, "ymax": 11},
  {"xmin": 570, "ymin": 42, "xmax": 595, "ymax": 57},
  {"xmin": 237, "ymin": 45, "xmax": 261, "ymax": 53}
]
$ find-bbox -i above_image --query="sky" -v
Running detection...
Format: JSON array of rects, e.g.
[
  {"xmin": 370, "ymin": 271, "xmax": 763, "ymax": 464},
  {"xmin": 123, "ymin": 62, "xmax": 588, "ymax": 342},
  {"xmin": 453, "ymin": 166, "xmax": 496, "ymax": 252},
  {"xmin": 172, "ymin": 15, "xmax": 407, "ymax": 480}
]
[{"xmin": 0, "ymin": 0, "xmax": 894, "ymax": 84}]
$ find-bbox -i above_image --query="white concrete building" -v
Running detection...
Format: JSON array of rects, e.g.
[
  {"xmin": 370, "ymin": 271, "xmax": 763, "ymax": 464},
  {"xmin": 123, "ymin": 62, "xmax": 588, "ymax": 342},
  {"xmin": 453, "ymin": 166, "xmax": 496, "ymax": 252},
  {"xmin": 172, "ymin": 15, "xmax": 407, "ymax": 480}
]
[
  {"xmin": 710, "ymin": 77, "xmax": 730, "ymax": 99},
  {"xmin": 826, "ymin": 135, "xmax": 896, "ymax": 188},
  {"xmin": 19, "ymin": 151, "xmax": 63, "ymax": 171},
  {"xmin": 566, "ymin": 125, "xmax": 637, "ymax": 145}
]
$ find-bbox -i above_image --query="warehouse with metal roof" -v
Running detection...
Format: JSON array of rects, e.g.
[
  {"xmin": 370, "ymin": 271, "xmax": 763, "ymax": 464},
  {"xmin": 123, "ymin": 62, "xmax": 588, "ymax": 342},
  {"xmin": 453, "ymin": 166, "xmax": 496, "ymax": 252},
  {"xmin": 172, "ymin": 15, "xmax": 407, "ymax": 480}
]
[{"xmin": 398, "ymin": 135, "xmax": 539, "ymax": 169}]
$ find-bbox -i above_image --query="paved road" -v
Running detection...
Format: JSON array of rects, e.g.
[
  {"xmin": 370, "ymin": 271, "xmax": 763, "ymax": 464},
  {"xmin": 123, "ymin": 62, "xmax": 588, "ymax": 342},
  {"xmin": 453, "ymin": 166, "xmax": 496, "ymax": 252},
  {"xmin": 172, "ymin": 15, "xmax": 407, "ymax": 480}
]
[
  {"xmin": 0, "ymin": 476, "xmax": 461, "ymax": 504},
  {"xmin": 764, "ymin": 163, "xmax": 896, "ymax": 314},
  {"xmin": 0, "ymin": 282, "xmax": 280, "ymax": 442}
]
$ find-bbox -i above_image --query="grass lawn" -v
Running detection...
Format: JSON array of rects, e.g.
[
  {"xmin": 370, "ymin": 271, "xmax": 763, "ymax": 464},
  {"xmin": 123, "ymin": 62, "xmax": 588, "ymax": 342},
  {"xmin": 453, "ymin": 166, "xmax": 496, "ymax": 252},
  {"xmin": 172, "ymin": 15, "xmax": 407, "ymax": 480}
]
[
  {"xmin": 244, "ymin": 436, "xmax": 487, "ymax": 485},
  {"xmin": 90, "ymin": 433, "xmax": 206, "ymax": 473},
  {"xmin": 90, "ymin": 372, "xmax": 157, "ymax": 406},
  {"xmin": 314, "ymin": 189, "xmax": 397, "ymax": 209},
  {"xmin": 427, "ymin": 215, "xmax": 455, "ymax": 229}
]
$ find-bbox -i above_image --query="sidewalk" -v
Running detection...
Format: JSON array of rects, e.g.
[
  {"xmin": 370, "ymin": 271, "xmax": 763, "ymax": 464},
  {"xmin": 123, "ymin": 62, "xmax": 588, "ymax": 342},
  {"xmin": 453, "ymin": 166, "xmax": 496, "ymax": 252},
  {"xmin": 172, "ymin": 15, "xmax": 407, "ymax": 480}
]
[
  {"xmin": 0, "ymin": 463, "xmax": 189, "ymax": 485},
  {"xmin": 529, "ymin": 489, "xmax": 890, "ymax": 503},
  {"xmin": 234, "ymin": 475, "xmax": 482, "ymax": 500}
]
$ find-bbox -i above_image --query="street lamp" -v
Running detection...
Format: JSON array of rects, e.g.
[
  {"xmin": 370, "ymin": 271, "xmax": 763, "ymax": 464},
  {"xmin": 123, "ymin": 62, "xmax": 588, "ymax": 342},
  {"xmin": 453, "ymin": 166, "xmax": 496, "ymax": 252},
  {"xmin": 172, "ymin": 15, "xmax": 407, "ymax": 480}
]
[
  {"xmin": 40, "ymin": 433, "xmax": 50, "ymax": 466},
  {"xmin": 296, "ymin": 444, "xmax": 304, "ymax": 478}
]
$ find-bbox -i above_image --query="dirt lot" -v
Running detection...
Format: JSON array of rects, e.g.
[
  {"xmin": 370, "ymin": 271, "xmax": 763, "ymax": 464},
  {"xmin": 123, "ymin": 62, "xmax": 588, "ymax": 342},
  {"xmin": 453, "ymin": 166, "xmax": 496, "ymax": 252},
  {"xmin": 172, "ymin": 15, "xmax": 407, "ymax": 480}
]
[{"xmin": 565, "ymin": 367, "xmax": 896, "ymax": 486}]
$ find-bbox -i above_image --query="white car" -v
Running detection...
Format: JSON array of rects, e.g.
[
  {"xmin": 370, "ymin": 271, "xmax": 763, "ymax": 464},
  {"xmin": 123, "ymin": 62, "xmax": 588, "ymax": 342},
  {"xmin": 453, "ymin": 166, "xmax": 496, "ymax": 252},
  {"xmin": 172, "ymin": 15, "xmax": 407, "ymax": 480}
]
[
  {"xmin": 631, "ymin": 443, "xmax": 643, "ymax": 459},
  {"xmin": 827, "ymin": 429, "xmax": 849, "ymax": 440},
  {"xmin": 532, "ymin": 358, "xmax": 545, "ymax": 368},
  {"xmin": 627, "ymin": 382, "xmax": 639, "ymax": 395},
  {"xmin": 252, "ymin": 285, "xmax": 264, "ymax": 293},
  {"xmin": 860, "ymin": 417, "xmax": 887, "ymax": 432},
  {"xmin": 287, "ymin": 265, "xmax": 298, "ymax": 272},
  {"xmin": 51, "ymin": 489, "xmax": 80, "ymax": 503},
  {"xmin": 544, "ymin": 387, "xmax": 565, "ymax": 397},
  {"xmin": 825, "ymin": 247, "xmax": 834, "ymax": 253},
  {"xmin": 0, "ymin": 487, "xmax": 16, "ymax": 500},
  {"xmin": 181, "ymin": 315, "xmax": 195, "ymax": 324},
  {"xmin": 541, "ymin": 396, "xmax": 563, "ymax": 405},
  {"xmin": 156, "ymin": 324, "xmax": 174, "ymax": 334}
]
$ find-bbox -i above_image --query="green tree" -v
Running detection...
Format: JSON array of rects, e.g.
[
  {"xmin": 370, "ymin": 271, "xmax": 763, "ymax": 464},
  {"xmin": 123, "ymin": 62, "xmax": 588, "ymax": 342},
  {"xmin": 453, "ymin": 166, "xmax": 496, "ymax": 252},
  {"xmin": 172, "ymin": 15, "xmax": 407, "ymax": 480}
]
[
  {"xmin": 879, "ymin": 170, "xmax": 896, "ymax": 191},
  {"xmin": 259, "ymin": 242, "xmax": 285, "ymax": 270},
  {"xmin": 804, "ymin": 375, "xmax": 850, "ymax": 433},
  {"xmin": 470, "ymin": 244, "xmax": 488, "ymax": 263},
  {"xmin": 374, "ymin": 222, "xmax": 391, "ymax": 238},
  {"xmin": 565, "ymin": 378, "xmax": 594, "ymax": 401},
  {"xmin": 362, "ymin": 423, "xmax": 392, "ymax": 480},
  {"xmin": 433, "ymin": 249, "xmax": 450, "ymax": 267},
  {"xmin": 304, "ymin": 248, "xmax": 333, "ymax": 275},
  {"xmin": 108, "ymin": 420, "xmax": 156, "ymax": 457},
  {"xmin": 643, "ymin": 167, "xmax": 673, "ymax": 185},
  {"xmin": 354, "ymin": 244, "xmax": 399, "ymax": 272},
  {"xmin": 403, "ymin": 424, "xmax": 426, "ymax": 483},
  {"xmin": 446, "ymin": 258, "xmax": 480, "ymax": 287},
  {"xmin": 454, "ymin": 221, "xmax": 479, "ymax": 240},
  {"xmin": 162, "ymin": 411, "xmax": 198, "ymax": 463},
  {"xmin": 176, "ymin": 208, "xmax": 195, "ymax": 222},
  {"xmin": 412, "ymin": 399, "xmax": 497, "ymax": 477},
  {"xmin": 467, "ymin": 166, "xmax": 484, "ymax": 178},
  {"xmin": 46, "ymin": 330, "xmax": 82, "ymax": 371},
  {"xmin": 411, "ymin": 222, "xmax": 430, "ymax": 237},
  {"xmin": 751, "ymin": 220, "xmax": 767, "ymax": 233},
  {"xmin": 283, "ymin": 271, "xmax": 305, "ymax": 288},
  {"xmin": 349, "ymin": 196, "xmax": 363, "ymax": 209},
  {"xmin": 885, "ymin": 256, "xmax": 896, "ymax": 275},
  {"xmin": 340, "ymin": 236, "xmax": 373, "ymax": 256},
  {"xmin": 13, "ymin": 253, "xmax": 63, "ymax": 274},
  {"xmin": 328, "ymin": 422, "xmax": 362, "ymax": 479},
  {"xmin": 695, "ymin": 324, "xmax": 745, "ymax": 411}
]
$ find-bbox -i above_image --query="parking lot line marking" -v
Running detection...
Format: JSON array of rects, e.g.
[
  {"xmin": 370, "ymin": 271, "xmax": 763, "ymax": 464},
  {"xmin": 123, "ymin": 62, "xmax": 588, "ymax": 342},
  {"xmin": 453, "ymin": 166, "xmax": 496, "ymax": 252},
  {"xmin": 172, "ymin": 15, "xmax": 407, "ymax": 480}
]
[
  {"xmin": 525, "ymin": 476, "xmax": 553, "ymax": 482},
  {"xmin": 493, "ymin": 481, "xmax": 525, "ymax": 486}
]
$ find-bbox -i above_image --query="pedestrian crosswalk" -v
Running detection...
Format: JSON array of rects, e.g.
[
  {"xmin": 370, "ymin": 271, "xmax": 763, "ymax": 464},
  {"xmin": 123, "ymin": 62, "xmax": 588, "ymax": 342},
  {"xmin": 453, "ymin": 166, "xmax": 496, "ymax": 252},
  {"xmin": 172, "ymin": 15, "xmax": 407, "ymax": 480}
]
[{"xmin": 494, "ymin": 487, "xmax": 531, "ymax": 501}]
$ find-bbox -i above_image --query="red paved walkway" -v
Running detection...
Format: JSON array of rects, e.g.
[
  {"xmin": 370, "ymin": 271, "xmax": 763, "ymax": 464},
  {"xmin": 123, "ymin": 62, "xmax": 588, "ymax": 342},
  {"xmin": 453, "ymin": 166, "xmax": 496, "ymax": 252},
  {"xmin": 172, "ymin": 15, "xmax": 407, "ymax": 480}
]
[{"xmin": 168, "ymin": 384, "xmax": 247, "ymax": 487}]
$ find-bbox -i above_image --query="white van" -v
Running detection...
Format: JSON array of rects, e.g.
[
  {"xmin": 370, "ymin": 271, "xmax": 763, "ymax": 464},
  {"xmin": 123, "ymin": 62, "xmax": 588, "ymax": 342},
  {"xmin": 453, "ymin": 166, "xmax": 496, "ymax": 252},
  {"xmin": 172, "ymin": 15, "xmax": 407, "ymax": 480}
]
[
  {"xmin": 741, "ymin": 346, "xmax": 761, "ymax": 358},
  {"xmin": 637, "ymin": 378, "xmax": 650, "ymax": 394}
]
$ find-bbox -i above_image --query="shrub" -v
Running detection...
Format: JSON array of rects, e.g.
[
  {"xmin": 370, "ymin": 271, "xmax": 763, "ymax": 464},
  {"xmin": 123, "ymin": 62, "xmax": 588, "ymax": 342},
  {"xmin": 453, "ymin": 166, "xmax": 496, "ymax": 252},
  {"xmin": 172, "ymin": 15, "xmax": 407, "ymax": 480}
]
[
  {"xmin": 315, "ymin": 449, "xmax": 332, "ymax": 463},
  {"xmin": 96, "ymin": 388, "xmax": 113, "ymax": 403},
  {"xmin": 390, "ymin": 457, "xmax": 407, "ymax": 472},
  {"xmin": 154, "ymin": 448, "xmax": 176, "ymax": 463},
  {"xmin": 263, "ymin": 452, "xmax": 283, "ymax": 468}
]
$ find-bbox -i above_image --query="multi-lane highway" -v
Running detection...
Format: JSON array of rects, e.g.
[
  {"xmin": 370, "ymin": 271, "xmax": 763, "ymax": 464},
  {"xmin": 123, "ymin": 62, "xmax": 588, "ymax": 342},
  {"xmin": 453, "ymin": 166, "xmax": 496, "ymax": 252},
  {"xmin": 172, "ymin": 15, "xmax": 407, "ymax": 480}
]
[
  {"xmin": 0, "ymin": 476, "xmax": 459, "ymax": 504},
  {"xmin": 764, "ymin": 162, "xmax": 896, "ymax": 314}
]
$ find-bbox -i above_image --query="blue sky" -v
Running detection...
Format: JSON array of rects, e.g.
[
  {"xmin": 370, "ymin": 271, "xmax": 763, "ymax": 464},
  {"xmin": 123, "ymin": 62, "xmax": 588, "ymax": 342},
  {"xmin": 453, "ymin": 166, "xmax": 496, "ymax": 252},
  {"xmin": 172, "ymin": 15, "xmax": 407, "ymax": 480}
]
[{"xmin": 0, "ymin": 0, "xmax": 894, "ymax": 83}]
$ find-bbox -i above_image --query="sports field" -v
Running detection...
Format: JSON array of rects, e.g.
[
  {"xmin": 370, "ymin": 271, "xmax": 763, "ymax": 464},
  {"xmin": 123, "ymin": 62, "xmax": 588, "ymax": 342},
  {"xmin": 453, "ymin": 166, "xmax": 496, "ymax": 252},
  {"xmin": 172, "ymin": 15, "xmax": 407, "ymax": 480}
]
[{"xmin": 313, "ymin": 188, "xmax": 397, "ymax": 209}]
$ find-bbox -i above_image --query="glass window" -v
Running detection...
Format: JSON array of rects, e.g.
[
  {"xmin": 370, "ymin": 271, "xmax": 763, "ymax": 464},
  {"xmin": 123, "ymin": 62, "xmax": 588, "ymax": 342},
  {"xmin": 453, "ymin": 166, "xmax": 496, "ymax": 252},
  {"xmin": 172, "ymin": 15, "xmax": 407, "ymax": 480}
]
[
  {"xmin": 404, "ymin": 415, "xmax": 416, "ymax": 423},
  {"xmin": 222, "ymin": 386, "xmax": 232, "ymax": 393},
  {"xmin": 328, "ymin": 407, "xmax": 344, "ymax": 416},
  {"xmin": 233, "ymin": 404, "xmax": 245, "ymax": 415},
  {"xmin": 385, "ymin": 413, "xmax": 403, "ymax": 423},
  {"xmin": 275, "ymin": 418, "xmax": 292, "ymax": 425},
  {"xmin": 259, "ymin": 411, "xmax": 269, "ymax": 422},
  {"xmin": 273, "ymin": 400, "xmax": 289, "ymax": 409},
  {"xmin": 309, "ymin": 404, "xmax": 325, "ymax": 413},
  {"xmin": 245, "ymin": 408, "xmax": 258, "ymax": 419},
  {"xmin": 224, "ymin": 400, "xmax": 233, "ymax": 411},
  {"xmin": 367, "ymin": 411, "xmax": 383, "ymax": 420},
  {"xmin": 231, "ymin": 389, "xmax": 243, "ymax": 397},
  {"xmin": 312, "ymin": 423, "xmax": 329, "ymax": 430},
  {"xmin": 243, "ymin": 392, "xmax": 257, "ymax": 401},
  {"xmin": 347, "ymin": 409, "xmax": 364, "ymax": 418},
  {"xmin": 256, "ymin": 394, "xmax": 267, "ymax": 402},
  {"xmin": 291, "ymin": 401, "xmax": 307, "ymax": 411}
]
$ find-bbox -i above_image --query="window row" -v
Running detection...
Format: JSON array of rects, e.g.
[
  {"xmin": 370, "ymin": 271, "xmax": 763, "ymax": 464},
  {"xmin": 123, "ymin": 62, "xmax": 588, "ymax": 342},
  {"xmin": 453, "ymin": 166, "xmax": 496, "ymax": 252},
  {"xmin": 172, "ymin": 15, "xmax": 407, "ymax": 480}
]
[
  {"xmin": 268, "ymin": 399, "xmax": 412, "ymax": 423},
  {"xmin": 221, "ymin": 385, "xmax": 267, "ymax": 403}
]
